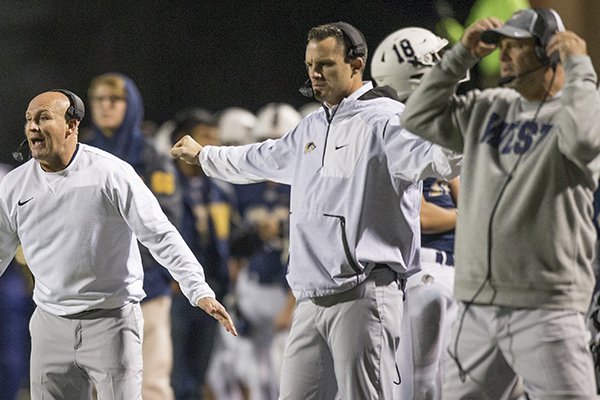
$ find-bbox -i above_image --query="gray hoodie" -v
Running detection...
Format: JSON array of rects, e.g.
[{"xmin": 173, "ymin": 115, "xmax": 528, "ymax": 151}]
[{"xmin": 401, "ymin": 43, "xmax": 600, "ymax": 313}]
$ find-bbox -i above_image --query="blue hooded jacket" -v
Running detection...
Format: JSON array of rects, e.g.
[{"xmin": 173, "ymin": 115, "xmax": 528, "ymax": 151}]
[{"xmin": 85, "ymin": 73, "xmax": 182, "ymax": 300}]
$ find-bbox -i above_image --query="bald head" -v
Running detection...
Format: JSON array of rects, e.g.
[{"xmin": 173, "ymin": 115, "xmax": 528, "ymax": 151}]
[
  {"xmin": 28, "ymin": 91, "xmax": 71, "ymax": 117},
  {"xmin": 25, "ymin": 91, "xmax": 80, "ymax": 172}
]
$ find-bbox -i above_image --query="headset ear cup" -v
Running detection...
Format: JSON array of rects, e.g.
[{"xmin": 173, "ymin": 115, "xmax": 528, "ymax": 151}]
[
  {"xmin": 532, "ymin": 8, "xmax": 562, "ymax": 68},
  {"xmin": 535, "ymin": 45, "xmax": 549, "ymax": 66}
]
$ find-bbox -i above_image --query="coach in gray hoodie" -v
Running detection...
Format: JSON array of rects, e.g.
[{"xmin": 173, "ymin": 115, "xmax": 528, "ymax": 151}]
[{"xmin": 402, "ymin": 8, "xmax": 599, "ymax": 399}]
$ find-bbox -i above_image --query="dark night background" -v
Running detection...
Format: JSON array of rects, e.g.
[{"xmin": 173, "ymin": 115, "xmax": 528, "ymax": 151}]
[{"xmin": 0, "ymin": 0, "xmax": 475, "ymax": 165}]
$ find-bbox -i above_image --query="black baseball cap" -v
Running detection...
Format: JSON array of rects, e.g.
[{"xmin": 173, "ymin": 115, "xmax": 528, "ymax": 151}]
[{"xmin": 481, "ymin": 9, "xmax": 540, "ymax": 44}]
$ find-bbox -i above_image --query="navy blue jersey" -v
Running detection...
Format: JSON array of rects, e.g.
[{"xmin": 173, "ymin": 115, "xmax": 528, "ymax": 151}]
[
  {"xmin": 421, "ymin": 177, "xmax": 455, "ymax": 253},
  {"xmin": 234, "ymin": 181, "xmax": 290, "ymax": 285},
  {"xmin": 179, "ymin": 173, "xmax": 235, "ymax": 300}
]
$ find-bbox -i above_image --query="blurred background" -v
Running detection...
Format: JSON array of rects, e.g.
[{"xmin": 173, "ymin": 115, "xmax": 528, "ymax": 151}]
[{"xmin": 1, "ymin": 0, "xmax": 597, "ymax": 165}]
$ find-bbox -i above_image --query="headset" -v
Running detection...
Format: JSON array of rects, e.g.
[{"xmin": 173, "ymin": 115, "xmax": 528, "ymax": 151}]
[
  {"xmin": 51, "ymin": 89, "xmax": 86, "ymax": 121},
  {"xmin": 299, "ymin": 21, "xmax": 367, "ymax": 98},
  {"xmin": 331, "ymin": 21, "xmax": 367, "ymax": 59},
  {"xmin": 530, "ymin": 8, "xmax": 564, "ymax": 69}
]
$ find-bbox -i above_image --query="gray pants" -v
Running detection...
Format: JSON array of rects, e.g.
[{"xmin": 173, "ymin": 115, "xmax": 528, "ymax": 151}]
[
  {"xmin": 29, "ymin": 302, "xmax": 144, "ymax": 400},
  {"xmin": 279, "ymin": 268, "xmax": 403, "ymax": 400},
  {"xmin": 444, "ymin": 304, "xmax": 598, "ymax": 400}
]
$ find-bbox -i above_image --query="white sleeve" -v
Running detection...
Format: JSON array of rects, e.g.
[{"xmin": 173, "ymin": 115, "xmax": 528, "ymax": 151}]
[
  {"xmin": 383, "ymin": 114, "xmax": 461, "ymax": 183},
  {"xmin": 111, "ymin": 164, "xmax": 215, "ymax": 306},
  {"xmin": 200, "ymin": 134, "xmax": 297, "ymax": 186},
  {"xmin": 0, "ymin": 192, "xmax": 19, "ymax": 276}
]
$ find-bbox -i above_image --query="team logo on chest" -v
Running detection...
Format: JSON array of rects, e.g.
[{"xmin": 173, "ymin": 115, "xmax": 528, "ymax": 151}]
[
  {"xmin": 480, "ymin": 112, "xmax": 553, "ymax": 155},
  {"xmin": 304, "ymin": 142, "xmax": 317, "ymax": 154}
]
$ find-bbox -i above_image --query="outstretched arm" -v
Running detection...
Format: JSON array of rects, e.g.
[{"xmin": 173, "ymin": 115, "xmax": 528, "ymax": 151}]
[{"xmin": 171, "ymin": 133, "xmax": 294, "ymax": 185}]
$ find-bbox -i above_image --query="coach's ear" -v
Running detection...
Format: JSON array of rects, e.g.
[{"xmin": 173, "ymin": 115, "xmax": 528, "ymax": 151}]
[
  {"xmin": 351, "ymin": 57, "xmax": 365, "ymax": 76},
  {"xmin": 66, "ymin": 119, "xmax": 80, "ymax": 138}
]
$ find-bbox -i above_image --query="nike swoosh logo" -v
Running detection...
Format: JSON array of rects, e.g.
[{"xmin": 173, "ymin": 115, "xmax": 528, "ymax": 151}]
[
  {"xmin": 335, "ymin": 144, "xmax": 348, "ymax": 150},
  {"xmin": 18, "ymin": 197, "xmax": 33, "ymax": 206}
]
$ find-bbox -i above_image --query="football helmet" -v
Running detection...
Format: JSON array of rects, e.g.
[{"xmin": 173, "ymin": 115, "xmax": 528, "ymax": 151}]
[
  {"xmin": 371, "ymin": 27, "xmax": 448, "ymax": 101},
  {"xmin": 218, "ymin": 107, "xmax": 257, "ymax": 146},
  {"xmin": 253, "ymin": 103, "xmax": 301, "ymax": 141}
]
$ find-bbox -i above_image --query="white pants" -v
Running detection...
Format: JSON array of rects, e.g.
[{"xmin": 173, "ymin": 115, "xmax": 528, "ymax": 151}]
[
  {"xmin": 395, "ymin": 250, "xmax": 457, "ymax": 400},
  {"xmin": 444, "ymin": 304, "xmax": 597, "ymax": 400},
  {"xmin": 29, "ymin": 303, "xmax": 143, "ymax": 400},
  {"xmin": 236, "ymin": 268, "xmax": 289, "ymax": 400},
  {"xmin": 279, "ymin": 268, "xmax": 403, "ymax": 400}
]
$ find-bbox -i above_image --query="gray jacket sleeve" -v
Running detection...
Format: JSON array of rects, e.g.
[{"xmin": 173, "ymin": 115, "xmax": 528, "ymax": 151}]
[
  {"xmin": 400, "ymin": 43, "xmax": 481, "ymax": 153},
  {"xmin": 555, "ymin": 55, "xmax": 600, "ymax": 173}
]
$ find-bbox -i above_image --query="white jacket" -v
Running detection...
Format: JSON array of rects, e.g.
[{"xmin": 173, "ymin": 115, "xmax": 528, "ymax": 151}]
[
  {"xmin": 0, "ymin": 144, "xmax": 215, "ymax": 315},
  {"xmin": 202, "ymin": 82, "xmax": 460, "ymax": 298}
]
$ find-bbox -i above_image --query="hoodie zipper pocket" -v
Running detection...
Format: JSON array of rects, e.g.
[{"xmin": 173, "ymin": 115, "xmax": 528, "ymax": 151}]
[{"xmin": 323, "ymin": 213, "xmax": 362, "ymax": 276}]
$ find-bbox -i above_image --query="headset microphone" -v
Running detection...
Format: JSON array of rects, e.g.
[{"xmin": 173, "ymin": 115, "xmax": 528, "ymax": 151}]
[
  {"xmin": 497, "ymin": 65, "xmax": 547, "ymax": 86},
  {"xmin": 299, "ymin": 78, "xmax": 314, "ymax": 98},
  {"xmin": 12, "ymin": 138, "xmax": 28, "ymax": 163}
]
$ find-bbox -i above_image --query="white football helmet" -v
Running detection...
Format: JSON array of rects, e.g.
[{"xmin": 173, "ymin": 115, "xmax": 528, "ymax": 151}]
[
  {"xmin": 218, "ymin": 107, "xmax": 257, "ymax": 146},
  {"xmin": 253, "ymin": 103, "xmax": 301, "ymax": 141},
  {"xmin": 371, "ymin": 27, "xmax": 448, "ymax": 101}
]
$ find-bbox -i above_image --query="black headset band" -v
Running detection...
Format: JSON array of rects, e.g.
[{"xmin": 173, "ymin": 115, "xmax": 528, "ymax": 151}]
[
  {"xmin": 531, "ymin": 8, "xmax": 563, "ymax": 67},
  {"xmin": 331, "ymin": 22, "xmax": 366, "ymax": 58},
  {"xmin": 51, "ymin": 89, "xmax": 85, "ymax": 120}
]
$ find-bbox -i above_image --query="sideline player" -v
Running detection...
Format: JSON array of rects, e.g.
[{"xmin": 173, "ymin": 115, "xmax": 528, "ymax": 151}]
[{"xmin": 372, "ymin": 27, "xmax": 460, "ymax": 400}]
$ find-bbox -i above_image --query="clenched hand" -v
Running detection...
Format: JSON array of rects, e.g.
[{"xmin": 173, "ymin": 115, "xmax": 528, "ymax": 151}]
[{"xmin": 170, "ymin": 135, "xmax": 203, "ymax": 165}]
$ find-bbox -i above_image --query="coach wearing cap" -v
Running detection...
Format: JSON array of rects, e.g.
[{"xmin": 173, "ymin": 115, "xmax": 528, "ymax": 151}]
[{"xmin": 402, "ymin": 8, "xmax": 600, "ymax": 399}]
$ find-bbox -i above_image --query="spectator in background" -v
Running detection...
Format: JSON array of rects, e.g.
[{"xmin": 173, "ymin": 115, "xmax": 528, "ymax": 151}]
[
  {"xmin": 168, "ymin": 108, "xmax": 237, "ymax": 400},
  {"xmin": 86, "ymin": 73, "xmax": 181, "ymax": 400}
]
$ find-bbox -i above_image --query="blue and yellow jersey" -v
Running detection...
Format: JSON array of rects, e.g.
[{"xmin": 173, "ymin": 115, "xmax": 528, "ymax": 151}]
[{"xmin": 421, "ymin": 177, "xmax": 456, "ymax": 253}]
